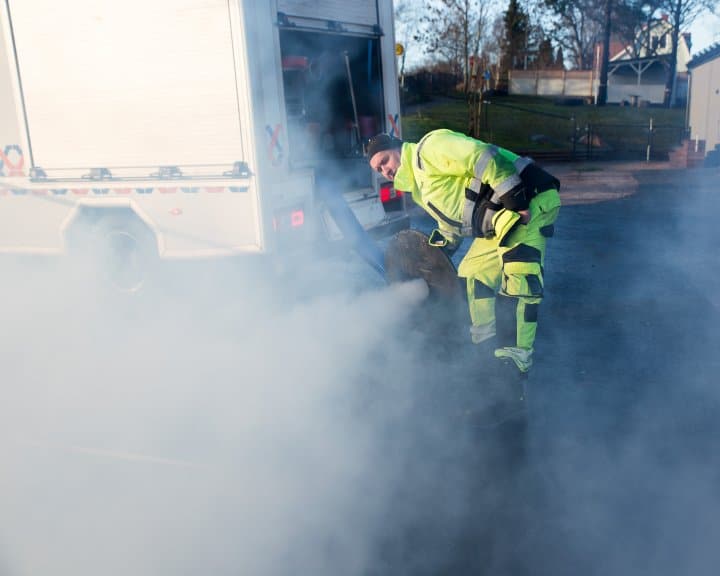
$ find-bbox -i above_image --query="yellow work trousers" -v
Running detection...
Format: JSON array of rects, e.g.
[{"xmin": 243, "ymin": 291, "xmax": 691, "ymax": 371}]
[{"xmin": 457, "ymin": 189, "xmax": 561, "ymax": 350}]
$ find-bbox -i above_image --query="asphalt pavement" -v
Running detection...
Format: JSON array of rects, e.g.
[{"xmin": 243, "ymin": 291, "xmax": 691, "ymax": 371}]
[
  {"xmin": 2, "ymin": 162, "xmax": 719, "ymax": 576},
  {"xmin": 378, "ymin": 163, "xmax": 720, "ymax": 575}
]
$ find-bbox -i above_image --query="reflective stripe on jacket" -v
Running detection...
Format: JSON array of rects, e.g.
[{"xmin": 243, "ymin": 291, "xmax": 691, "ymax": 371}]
[{"xmin": 393, "ymin": 129, "xmax": 555, "ymax": 239}]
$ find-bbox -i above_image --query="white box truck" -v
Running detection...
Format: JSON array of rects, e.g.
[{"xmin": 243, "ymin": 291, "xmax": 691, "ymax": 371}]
[{"xmin": 0, "ymin": 0, "xmax": 407, "ymax": 288}]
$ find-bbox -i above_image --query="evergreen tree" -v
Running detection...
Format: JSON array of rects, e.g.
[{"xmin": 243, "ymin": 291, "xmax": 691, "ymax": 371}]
[
  {"xmin": 503, "ymin": 0, "xmax": 530, "ymax": 70},
  {"xmin": 537, "ymin": 38, "xmax": 555, "ymax": 68}
]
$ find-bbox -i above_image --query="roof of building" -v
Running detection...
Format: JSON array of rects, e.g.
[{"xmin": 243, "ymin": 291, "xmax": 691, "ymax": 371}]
[{"xmin": 688, "ymin": 42, "xmax": 720, "ymax": 69}]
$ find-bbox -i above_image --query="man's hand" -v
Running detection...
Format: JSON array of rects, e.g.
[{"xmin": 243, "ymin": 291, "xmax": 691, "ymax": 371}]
[{"xmin": 517, "ymin": 209, "xmax": 531, "ymax": 224}]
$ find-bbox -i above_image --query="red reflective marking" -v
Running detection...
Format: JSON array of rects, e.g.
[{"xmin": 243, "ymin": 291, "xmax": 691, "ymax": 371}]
[
  {"xmin": 32, "ymin": 189, "xmax": 49, "ymax": 196},
  {"xmin": 387, "ymin": 113, "xmax": 400, "ymax": 138},
  {"xmin": 267, "ymin": 124, "xmax": 283, "ymax": 165},
  {"xmin": 169, "ymin": 208, "xmax": 183, "ymax": 216},
  {"xmin": 71, "ymin": 188, "xmax": 88, "ymax": 195},
  {"xmin": 159, "ymin": 187, "xmax": 178, "ymax": 194},
  {"xmin": 290, "ymin": 209, "xmax": 304, "ymax": 228},
  {"xmin": 115, "ymin": 188, "xmax": 132, "ymax": 194},
  {"xmin": 0, "ymin": 145, "xmax": 25, "ymax": 176},
  {"xmin": 206, "ymin": 187, "xmax": 223, "ymax": 193}
]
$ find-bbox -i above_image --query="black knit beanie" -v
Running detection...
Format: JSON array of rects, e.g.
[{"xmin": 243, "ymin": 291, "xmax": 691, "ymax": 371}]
[{"xmin": 366, "ymin": 133, "xmax": 403, "ymax": 159}]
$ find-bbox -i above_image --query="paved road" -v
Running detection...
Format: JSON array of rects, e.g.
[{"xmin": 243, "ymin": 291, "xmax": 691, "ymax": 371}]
[
  {"xmin": 523, "ymin": 163, "xmax": 720, "ymax": 576},
  {"xmin": 376, "ymin": 164, "xmax": 720, "ymax": 575},
  {"xmin": 1, "ymin": 163, "xmax": 719, "ymax": 575}
]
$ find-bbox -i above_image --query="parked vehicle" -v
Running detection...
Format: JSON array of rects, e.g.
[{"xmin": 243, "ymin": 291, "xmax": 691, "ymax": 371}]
[{"xmin": 0, "ymin": 0, "xmax": 406, "ymax": 289}]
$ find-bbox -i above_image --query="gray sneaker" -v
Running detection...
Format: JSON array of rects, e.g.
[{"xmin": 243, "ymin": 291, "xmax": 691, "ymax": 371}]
[{"xmin": 494, "ymin": 346, "xmax": 533, "ymax": 373}]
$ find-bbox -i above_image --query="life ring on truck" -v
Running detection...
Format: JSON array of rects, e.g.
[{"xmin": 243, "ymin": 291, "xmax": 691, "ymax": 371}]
[{"xmin": 0, "ymin": 145, "xmax": 25, "ymax": 177}]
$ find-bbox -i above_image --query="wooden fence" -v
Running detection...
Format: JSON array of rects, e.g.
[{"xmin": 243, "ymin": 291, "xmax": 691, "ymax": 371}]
[{"xmin": 509, "ymin": 69, "xmax": 597, "ymax": 99}]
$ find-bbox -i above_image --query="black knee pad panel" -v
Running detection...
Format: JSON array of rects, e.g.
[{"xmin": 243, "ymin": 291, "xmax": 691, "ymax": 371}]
[
  {"xmin": 524, "ymin": 303, "xmax": 539, "ymax": 322},
  {"xmin": 474, "ymin": 279, "xmax": 496, "ymax": 299}
]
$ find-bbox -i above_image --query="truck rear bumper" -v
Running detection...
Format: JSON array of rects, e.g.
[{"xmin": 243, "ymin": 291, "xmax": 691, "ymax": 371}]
[{"xmin": 367, "ymin": 212, "xmax": 410, "ymax": 240}]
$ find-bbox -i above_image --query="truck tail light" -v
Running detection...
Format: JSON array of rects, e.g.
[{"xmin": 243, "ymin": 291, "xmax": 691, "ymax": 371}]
[
  {"xmin": 273, "ymin": 206, "xmax": 305, "ymax": 232},
  {"xmin": 380, "ymin": 182, "xmax": 402, "ymax": 203},
  {"xmin": 290, "ymin": 209, "xmax": 304, "ymax": 228}
]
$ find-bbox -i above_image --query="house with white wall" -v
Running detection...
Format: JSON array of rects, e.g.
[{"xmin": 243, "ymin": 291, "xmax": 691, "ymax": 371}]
[
  {"xmin": 686, "ymin": 42, "xmax": 720, "ymax": 163},
  {"xmin": 509, "ymin": 17, "xmax": 692, "ymax": 105},
  {"xmin": 604, "ymin": 16, "xmax": 692, "ymax": 105}
]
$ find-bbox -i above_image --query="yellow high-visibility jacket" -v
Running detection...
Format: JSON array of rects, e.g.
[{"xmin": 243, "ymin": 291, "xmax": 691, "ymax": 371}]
[{"xmin": 394, "ymin": 129, "xmax": 556, "ymax": 243}]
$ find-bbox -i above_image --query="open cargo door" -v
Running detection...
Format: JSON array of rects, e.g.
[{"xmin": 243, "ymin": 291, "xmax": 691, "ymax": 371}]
[{"xmin": 276, "ymin": 1, "xmax": 407, "ymax": 244}]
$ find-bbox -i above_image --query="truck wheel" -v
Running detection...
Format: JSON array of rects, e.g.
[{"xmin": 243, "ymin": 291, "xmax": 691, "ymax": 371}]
[{"xmin": 67, "ymin": 211, "xmax": 158, "ymax": 293}]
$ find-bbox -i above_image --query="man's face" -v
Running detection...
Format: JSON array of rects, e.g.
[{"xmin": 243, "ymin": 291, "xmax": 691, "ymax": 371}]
[{"xmin": 369, "ymin": 148, "xmax": 401, "ymax": 181}]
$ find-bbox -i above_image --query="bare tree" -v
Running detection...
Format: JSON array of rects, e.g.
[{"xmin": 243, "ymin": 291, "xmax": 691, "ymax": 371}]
[
  {"xmin": 394, "ymin": 0, "xmax": 423, "ymax": 72},
  {"xmin": 541, "ymin": 0, "xmax": 605, "ymax": 69},
  {"xmin": 592, "ymin": 0, "xmax": 715, "ymax": 106},
  {"xmin": 480, "ymin": 13, "xmax": 507, "ymax": 89},
  {"xmin": 596, "ymin": 0, "xmax": 664, "ymax": 105},
  {"xmin": 596, "ymin": 0, "xmax": 613, "ymax": 105},
  {"xmin": 413, "ymin": 0, "xmax": 493, "ymax": 92},
  {"xmin": 611, "ymin": 0, "xmax": 664, "ymax": 59},
  {"xmin": 654, "ymin": 0, "xmax": 716, "ymax": 106}
]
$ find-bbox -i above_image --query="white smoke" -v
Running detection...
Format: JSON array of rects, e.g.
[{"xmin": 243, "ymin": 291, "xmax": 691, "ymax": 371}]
[{"xmin": 0, "ymin": 251, "xmax": 441, "ymax": 576}]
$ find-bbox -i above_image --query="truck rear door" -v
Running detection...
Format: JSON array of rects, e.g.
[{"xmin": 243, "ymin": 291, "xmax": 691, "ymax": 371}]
[
  {"xmin": 277, "ymin": 0, "xmax": 379, "ymax": 26},
  {"xmin": 275, "ymin": 0, "xmax": 407, "ymax": 238}
]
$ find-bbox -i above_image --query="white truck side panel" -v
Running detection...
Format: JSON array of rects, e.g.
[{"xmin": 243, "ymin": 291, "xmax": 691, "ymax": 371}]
[
  {"xmin": 277, "ymin": 0, "xmax": 377, "ymax": 26},
  {"xmin": 0, "ymin": 11, "xmax": 21, "ymax": 149},
  {"xmin": 8, "ymin": 0, "xmax": 245, "ymax": 172},
  {"xmin": 0, "ymin": 0, "xmax": 281, "ymax": 256},
  {"xmin": 377, "ymin": 0, "xmax": 401, "ymax": 138},
  {"xmin": 0, "ymin": 0, "xmax": 402, "ymax": 258},
  {"xmin": 240, "ymin": 0, "xmax": 316, "ymax": 253},
  {"xmin": 0, "ymin": 195, "xmax": 69, "ymax": 254},
  {"xmin": 0, "ymin": 182, "xmax": 272, "ymax": 257}
]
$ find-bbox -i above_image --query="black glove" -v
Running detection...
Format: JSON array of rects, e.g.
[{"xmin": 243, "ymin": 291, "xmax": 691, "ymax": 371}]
[
  {"xmin": 441, "ymin": 242, "xmax": 460, "ymax": 258},
  {"xmin": 428, "ymin": 229, "xmax": 459, "ymax": 258}
]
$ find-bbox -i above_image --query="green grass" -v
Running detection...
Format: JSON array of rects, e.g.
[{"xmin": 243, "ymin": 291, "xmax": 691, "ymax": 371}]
[
  {"xmin": 402, "ymin": 95, "xmax": 686, "ymax": 158},
  {"xmin": 401, "ymin": 100, "xmax": 470, "ymax": 141}
]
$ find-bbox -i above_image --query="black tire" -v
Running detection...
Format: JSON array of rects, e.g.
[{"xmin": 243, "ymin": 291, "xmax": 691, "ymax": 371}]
[{"xmin": 66, "ymin": 210, "xmax": 159, "ymax": 294}]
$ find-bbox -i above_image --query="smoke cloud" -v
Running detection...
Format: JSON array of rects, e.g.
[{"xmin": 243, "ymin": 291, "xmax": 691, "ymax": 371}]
[{"xmin": 0, "ymin": 248, "xmax": 464, "ymax": 576}]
